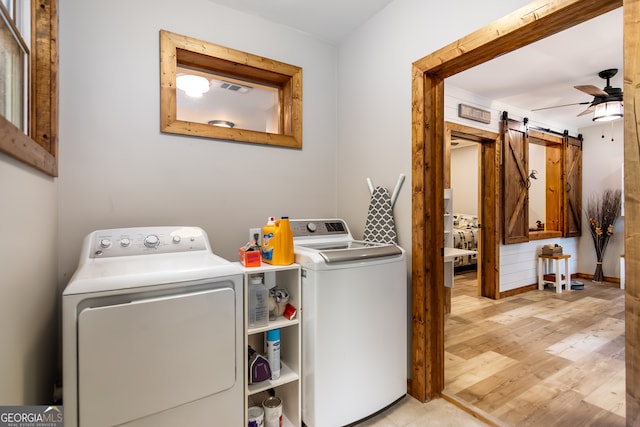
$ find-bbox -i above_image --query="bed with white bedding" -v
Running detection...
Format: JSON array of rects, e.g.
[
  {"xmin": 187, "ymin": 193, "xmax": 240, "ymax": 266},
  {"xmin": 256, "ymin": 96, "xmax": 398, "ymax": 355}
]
[{"xmin": 452, "ymin": 213, "xmax": 478, "ymax": 269}]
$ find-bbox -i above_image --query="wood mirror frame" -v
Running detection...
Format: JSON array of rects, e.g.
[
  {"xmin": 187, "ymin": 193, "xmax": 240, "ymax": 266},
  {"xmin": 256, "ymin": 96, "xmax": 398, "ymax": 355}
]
[{"xmin": 160, "ymin": 30, "xmax": 303, "ymax": 149}]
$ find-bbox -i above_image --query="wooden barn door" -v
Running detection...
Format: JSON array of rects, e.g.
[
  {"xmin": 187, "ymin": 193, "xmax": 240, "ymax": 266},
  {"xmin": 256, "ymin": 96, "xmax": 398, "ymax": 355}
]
[
  {"xmin": 501, "ymin": 117, "xmax": 529, "ymax": 244},
  {"xmin": 564, "ymin": 135, "xmax": 583, "ymax": 237}
]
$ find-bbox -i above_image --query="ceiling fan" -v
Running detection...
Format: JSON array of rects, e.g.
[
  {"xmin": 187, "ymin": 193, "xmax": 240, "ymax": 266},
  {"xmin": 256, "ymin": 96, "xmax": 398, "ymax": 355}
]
[{"xmin": 533, "ymin": 68, "xmax": 624, "ymax": 121}]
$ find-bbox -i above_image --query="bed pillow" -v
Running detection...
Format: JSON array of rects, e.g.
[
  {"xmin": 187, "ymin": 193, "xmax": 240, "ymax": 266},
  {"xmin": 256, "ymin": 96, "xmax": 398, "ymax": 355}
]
[{"xmin": 453, "ymin": 213, "xmax": 478, "ymax": 229}]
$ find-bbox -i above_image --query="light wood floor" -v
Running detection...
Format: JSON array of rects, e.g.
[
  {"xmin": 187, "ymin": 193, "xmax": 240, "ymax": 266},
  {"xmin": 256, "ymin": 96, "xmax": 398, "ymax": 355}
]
[{"xmin": 444, "ymin": 270, "xmax": 625, "ymax": 427}]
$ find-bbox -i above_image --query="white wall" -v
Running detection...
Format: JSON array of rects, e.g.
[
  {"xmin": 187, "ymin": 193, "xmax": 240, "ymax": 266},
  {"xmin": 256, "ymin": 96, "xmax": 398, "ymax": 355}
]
[
  {"xmin": 500, "ymin": 237, "xmax": 578, "ymax": 292},
  {"xmin": 577, "ymin": 120, "xmax": 624, "ymax": 278},
  {"xmin": 336, "ymin": 0, "xmax": 532, "ymax": 259},
  {"xmin": 445, "ymin": 85, "xmax": 575, "ymax": 137},
  {"xmin": 0, "ymin": 155, "xmax": 57, "ymax": 404},
  {"xmin": 451, "ymin": 145, "xmax": 479, "ymax": 216},
  {"xmin": 57, "ymin": 0, "xmax": 339, "ymax": 284}
]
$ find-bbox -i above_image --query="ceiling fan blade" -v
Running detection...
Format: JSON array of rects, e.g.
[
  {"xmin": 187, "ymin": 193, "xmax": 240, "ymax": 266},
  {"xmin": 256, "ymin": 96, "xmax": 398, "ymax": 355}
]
[
  {"xmin": 532, "ymin": 101, "xmax": 591, "ymax": 112},
  {"xmin": 577, "ymin": 105, "xmax": 595, "ymax": 117},
  {"xmin": 574, "ymin": 84, "xmax": 608, "ymax": 97}
]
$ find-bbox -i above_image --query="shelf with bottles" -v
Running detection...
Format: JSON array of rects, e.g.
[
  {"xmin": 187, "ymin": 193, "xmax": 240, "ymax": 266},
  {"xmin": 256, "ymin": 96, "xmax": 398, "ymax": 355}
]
[
  {"xmin": 247, "ymin": 360, "xmax": 298, "ymax": 395},
  {"xmin": 245, "ymin": 265, "xmax": 300, "ymax": 333},
  {"xmin": 238, "ymin": 262, "xmax": 301, "ymax": 427},
  {"xmin": 247, "ymin": 315, "xmax": 299, "ymax": 335},
  {"xmin": 247, "ymin": 382, "xmax": 299, "ymax": 427},
  {"xmin": 246, "ymin": 324, "xmax": 300, "ymax": 393}
]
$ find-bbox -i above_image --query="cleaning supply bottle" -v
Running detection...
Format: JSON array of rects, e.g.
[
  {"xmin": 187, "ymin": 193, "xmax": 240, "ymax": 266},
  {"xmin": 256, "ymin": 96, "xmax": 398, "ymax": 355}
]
[
  {"xmin": 276, "ymin": 216, "xmax": 294, "ymax": 265},
  {"xmin": 248, "ymin": 275, "xmax": 268, "ymax": 328},
  {"xmin": 261, "ymin": 217, "xmax": 277, "ymax": 264},
  {"xmin": 266, "ymin": 328, "xmax": 281, "ymax": 380},
  {"xmin": 262, "ymin": 216, "xmax": 294, "ymax": 265}
]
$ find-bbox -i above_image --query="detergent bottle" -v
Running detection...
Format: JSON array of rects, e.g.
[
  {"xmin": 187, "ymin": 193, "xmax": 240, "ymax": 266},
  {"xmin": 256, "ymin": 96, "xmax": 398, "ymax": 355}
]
[
  {"xmin": 262, "ymin": 216, "xmax": 294, "ymax": 265},
  {"xmin": 275, "ymin": 216, "xmax": 294, "ymax": 265},
  {"xmin": 261, "ymin": 217, "xmax": 276, "ymax": 263}
]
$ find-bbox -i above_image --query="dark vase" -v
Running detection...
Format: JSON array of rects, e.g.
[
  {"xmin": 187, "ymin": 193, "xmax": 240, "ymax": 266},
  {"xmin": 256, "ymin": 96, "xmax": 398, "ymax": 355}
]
[{"xmin": 593, "ymin": 262, "xmax": 604, "ymax": 283}]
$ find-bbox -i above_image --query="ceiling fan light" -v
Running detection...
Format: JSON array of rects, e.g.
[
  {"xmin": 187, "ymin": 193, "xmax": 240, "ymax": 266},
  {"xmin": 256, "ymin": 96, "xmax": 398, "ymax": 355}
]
[
  {"xmin": 176, "ymin": 74, "xmax": 210, "ymax": 98},
  {"xmin": 593, "ymin": 101, "xmax": 623, "ymax": 122}
]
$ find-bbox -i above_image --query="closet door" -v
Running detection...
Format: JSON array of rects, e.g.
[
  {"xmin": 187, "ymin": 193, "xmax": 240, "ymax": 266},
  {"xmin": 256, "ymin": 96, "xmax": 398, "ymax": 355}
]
[
  {"xmin": 501, "ymin": 118, "xmax": 529, "ymax": 244},
  {"xmin": 564, "ymin": 136, "xmax": 582, "ymax": 237}
]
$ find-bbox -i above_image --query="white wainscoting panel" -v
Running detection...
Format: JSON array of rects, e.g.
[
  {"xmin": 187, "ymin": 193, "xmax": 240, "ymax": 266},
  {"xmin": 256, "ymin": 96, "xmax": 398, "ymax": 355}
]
[{"xmin": 500, "ymin": 238, "xmax": 578, "ymax": 292}]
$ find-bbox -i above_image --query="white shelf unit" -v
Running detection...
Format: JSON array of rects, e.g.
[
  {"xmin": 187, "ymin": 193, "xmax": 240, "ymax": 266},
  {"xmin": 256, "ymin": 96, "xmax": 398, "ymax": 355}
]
[
  {"xmin": 238, "ymin": 263, "xmax": 301, "ymax": 427},
  {"xmin": 444, "ymin": 188, "xmax": 454, "ymax": 288}
]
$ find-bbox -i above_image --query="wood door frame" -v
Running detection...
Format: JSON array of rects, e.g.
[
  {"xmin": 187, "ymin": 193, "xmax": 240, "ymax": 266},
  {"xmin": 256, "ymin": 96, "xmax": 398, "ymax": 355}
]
[
  {"xmin": 445, "ymin": 122, "xmax": 500, "ymax": 300},
  {"xmin": 410, "ymin": 3, "xmax": 640, "ymax": 424}
]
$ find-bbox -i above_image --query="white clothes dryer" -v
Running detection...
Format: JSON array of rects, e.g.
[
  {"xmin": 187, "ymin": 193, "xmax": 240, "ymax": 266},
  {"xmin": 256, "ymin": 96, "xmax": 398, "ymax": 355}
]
[
  {"xmin": 291, "ymin": 219, "xmax": 407, "ymax": 427},
  {"xmin": 62, "ymin": 226, "xmax": 243, "ymax": 427}
]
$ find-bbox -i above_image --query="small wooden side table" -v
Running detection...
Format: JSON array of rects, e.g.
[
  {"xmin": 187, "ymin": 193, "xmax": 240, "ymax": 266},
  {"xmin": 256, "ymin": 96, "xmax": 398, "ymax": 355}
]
[{"xmin": 538, "ymin": 254, "xmax": 571, "ymax": 294}]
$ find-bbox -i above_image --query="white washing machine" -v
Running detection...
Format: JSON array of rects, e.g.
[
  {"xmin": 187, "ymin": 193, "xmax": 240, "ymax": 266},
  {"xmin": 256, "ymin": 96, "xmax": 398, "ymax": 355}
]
[
  {"xmin": 291, "ymin": 219, "xmax": 407, "ymax": 427},
  {"xmin": 62, "ymin": 226, "xmax": 244, "ymax": 427}
]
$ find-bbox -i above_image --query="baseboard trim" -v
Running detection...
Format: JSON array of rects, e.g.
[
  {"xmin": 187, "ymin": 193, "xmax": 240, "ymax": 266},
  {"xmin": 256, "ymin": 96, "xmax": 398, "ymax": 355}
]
[
  {"xmin": 499, "ymin": 284, "xmax": 537, "ymax": 299},
  {"xmin": 498, "ymin": 272, "xmax": 624, "ymax": 298},
  {"xmin": 576, "ymin": 272, "xmax": 620, "ymax": 284}
]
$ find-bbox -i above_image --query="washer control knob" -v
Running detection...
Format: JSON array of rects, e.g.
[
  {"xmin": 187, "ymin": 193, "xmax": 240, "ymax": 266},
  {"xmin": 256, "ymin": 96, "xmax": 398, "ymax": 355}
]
[
  {"xmin": 172, "ymin": 235, "xmax": 181, "ymax": 244},
  {"xmin": 306, "ymin": 222, "xmax": 317, "ymax": 233},
  {"xmin": 144, "ymin": 234, "xmax": 160, "ymax": 248},
  {"xmin": 99, "ymin": 239, "xmax": 111, "ymax": 249},
  {"xmin": 120, "ymin": 238, "xmax": 131, "ymax": 248}
]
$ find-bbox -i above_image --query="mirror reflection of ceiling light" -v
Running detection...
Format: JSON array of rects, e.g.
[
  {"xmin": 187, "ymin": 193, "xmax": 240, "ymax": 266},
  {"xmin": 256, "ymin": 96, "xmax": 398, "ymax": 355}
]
[
  {"xmin": 592, "ymin": 101, "xmax": 623, "ymax": 122},
  {"xmin": 176, "ymin": 74, "xmax": 210, "ymax": 97},
  {"xmin": 208, "ymin": 120, "xmax": 235, "ymax": 128}
]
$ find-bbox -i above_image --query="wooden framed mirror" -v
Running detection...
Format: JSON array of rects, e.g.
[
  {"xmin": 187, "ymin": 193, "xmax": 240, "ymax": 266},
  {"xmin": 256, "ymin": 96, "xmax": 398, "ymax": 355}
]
[{"xmin": 160, "ymin": 30, "xmax": 303, "ymax": 149}]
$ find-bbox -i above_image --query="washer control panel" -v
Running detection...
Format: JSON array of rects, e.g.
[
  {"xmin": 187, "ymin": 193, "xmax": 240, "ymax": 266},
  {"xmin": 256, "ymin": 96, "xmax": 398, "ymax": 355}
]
[
  {"xmin": 89, "ymin": 226, "xmax": 208, "ymax": 258},
  {"xmin": 290, "ymin": 219, "xmax": 349, "ymax": 238}
]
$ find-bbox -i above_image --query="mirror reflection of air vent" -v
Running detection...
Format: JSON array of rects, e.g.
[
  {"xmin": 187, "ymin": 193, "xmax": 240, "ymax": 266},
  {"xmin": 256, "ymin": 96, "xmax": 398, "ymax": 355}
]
[{"xmin": 220, "ymin": 81, "xmax": 252, "ymax": 94}]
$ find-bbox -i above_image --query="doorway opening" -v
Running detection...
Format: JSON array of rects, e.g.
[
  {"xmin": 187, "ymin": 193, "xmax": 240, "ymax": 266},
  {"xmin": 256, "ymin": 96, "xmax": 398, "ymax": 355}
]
[
  {"xmin": 449, "ymin": 137, "xmax": 482, "ymax": 296},
  {"xmin": 408, "ymin": 0, "xmax": 627, "ymax": 409},
  {"xmin": 445, "ymin": 122, "xmax": 500, "ymax": 301}
]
